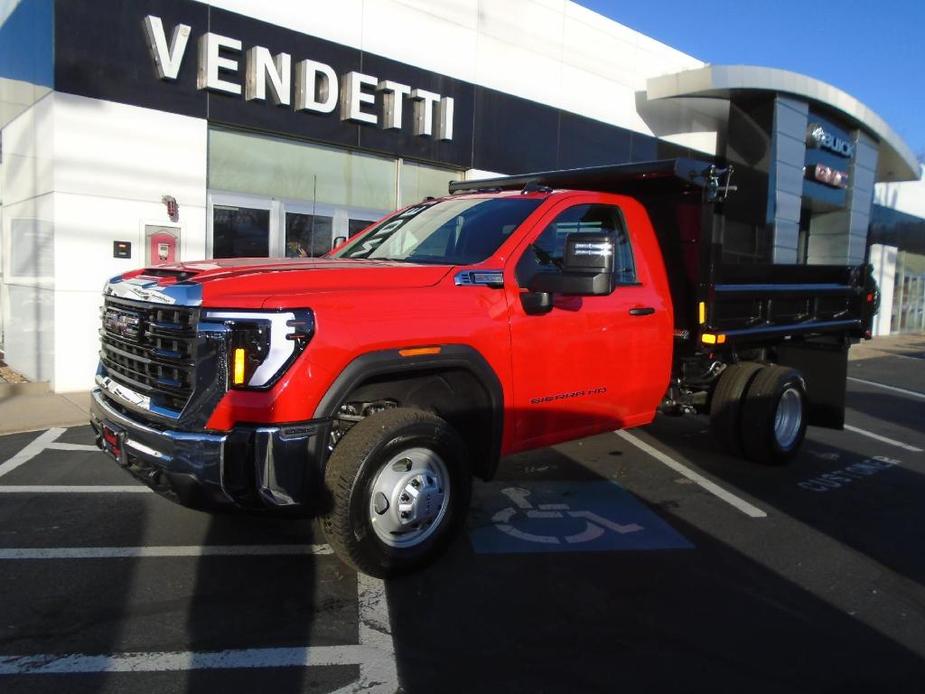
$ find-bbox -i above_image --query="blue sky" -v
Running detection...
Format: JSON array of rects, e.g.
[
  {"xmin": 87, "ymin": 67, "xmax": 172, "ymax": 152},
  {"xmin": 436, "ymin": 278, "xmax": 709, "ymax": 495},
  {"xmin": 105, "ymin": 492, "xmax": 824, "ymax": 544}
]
[{"xmin": 578, "ymin": 0, "xmax": 925, "ymax": 160}]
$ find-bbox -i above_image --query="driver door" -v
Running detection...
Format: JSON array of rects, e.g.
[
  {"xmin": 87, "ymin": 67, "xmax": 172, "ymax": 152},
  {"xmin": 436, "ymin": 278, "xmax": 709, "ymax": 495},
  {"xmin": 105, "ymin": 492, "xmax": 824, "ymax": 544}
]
[{"xmin": 504, "ymin": 194, "xmax": 669, "ymax": 452}]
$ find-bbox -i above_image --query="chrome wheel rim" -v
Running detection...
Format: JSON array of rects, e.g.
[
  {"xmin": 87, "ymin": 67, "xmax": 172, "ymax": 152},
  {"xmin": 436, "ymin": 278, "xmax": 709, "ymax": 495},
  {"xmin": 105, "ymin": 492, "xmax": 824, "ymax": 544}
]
[
  {"xmin": 368, "ymin": 447, "xmax": 450, "ymax": 548},
  {"xmin": 773, "ymin": 386, "xmax": 803, "ymax": 449}
]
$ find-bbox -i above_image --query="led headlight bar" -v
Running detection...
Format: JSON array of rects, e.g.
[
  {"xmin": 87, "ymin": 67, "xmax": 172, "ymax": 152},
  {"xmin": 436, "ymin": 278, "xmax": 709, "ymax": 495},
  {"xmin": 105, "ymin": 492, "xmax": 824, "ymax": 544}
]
[{"xmin": 202, "ymin": 309, "xmax": 314, "ymax": 389}]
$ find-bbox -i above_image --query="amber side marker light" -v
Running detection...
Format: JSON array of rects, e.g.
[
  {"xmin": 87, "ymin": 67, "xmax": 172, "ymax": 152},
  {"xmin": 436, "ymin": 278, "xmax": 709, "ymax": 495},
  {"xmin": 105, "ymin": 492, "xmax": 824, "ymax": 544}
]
[
  {"xmin": 399, "ymin": 346, "xmax": 442, "ymax": 357},
  {"xmin": 233, "ymin": 347, "xmax": 246, "ymax": 385},
  {"xmin": 698, "ymin": 301, "xmax": 706, "ymax": 324},
  {"xmin": 701, "ymin": 333, "xmax": 727, "ymax": 345}
]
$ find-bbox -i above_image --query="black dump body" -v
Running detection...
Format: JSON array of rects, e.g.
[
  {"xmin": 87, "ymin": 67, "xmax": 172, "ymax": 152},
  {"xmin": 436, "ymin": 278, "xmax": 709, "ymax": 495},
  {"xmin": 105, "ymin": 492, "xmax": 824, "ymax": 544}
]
[{"xmin": 449, "ymin": 158, "xmax": 877, "ymax": 359}]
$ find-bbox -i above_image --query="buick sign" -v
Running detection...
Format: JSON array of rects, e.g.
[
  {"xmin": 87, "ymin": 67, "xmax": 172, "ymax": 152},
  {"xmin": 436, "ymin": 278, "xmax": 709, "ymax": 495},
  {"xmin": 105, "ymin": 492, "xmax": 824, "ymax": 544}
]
[{"xmin": 806, "ymin": 123, "xmax": 855, "ymax": 158}]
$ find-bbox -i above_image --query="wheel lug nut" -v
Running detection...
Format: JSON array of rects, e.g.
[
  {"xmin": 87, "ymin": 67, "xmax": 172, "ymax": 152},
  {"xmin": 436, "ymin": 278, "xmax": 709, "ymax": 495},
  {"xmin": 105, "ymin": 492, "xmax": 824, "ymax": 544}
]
[
  {"xmin": 400, "ymin": 511, "xmax": 410, "ymax": 519},
  {"xmin": 411, "ymin": 479, "xmax": 421, "ymax": 489},
  {"xmin": 400, "ymin": 493, "xmax": 410, "ymax": 502}
]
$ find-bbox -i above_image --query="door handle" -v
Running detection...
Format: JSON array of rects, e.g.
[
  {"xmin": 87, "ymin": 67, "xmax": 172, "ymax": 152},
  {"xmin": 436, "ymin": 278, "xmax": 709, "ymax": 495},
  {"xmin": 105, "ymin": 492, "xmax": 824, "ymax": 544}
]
[{"xmin": 629, "ymin": 307, "xmax": 656, "ymax": 316}]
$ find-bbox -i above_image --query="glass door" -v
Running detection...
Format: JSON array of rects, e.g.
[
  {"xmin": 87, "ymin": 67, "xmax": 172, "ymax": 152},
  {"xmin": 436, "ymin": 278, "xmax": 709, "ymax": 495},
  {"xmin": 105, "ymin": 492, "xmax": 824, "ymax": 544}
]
[
  {"xmin": 208, "ymin": 193, "xmax": 275, "ymax": 259},
  {"xmin": 282, "ymin": 202, "xmax": 385, "ymax": 255},
  {"xmin": 283, "ymin": 202, "xmax": 337, "ymax": 258}
]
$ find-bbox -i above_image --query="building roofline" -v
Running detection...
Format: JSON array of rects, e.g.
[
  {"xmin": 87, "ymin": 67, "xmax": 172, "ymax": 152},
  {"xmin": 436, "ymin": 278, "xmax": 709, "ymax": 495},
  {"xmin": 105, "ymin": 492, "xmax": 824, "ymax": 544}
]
[{"xmin": 646, "ymin": 65, "xmax": 919, "ymax": 182}]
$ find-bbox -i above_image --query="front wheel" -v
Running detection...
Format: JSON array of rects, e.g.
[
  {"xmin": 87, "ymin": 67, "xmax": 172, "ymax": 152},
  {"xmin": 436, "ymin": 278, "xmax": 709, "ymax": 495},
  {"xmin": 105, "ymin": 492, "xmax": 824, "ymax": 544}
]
[{"xmin": 321, "ymin": 407, "xmax": 471, "ymax": 577}]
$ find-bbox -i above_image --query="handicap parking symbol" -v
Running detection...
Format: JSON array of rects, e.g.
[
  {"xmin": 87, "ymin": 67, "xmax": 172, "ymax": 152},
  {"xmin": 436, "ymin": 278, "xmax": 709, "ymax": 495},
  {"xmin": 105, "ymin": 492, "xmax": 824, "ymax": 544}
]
[{"xmin": 468, "ymin": 481, "xmax": 692, "ymax": 554}]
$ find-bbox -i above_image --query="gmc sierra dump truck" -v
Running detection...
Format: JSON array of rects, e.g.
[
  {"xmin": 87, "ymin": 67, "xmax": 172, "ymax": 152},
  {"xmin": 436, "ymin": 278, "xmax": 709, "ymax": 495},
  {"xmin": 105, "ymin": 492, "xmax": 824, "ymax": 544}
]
[{"xmin": 91, "ymin": 159, "xmax": 877, "ymax": 576}]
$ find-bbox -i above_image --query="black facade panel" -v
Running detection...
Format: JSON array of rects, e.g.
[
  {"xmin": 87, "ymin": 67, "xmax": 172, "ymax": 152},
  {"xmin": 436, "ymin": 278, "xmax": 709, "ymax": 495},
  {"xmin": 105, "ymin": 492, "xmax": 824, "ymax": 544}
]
[
  {"xmin": 473, "ymin": 88, "xmax": 559, "ymax": 173},
  {"xmin": 205, "ymin": 7, "xmax": 361, "ymax": 149},
  {"xmin": 51, "ymin": 0, "xmax": 710, "ymax": 178},
  {"xmin": 657, "ymin": 140, "xmax": 691, "ymax": 160},
  {"xmin": 629, "ymin": 133, "xmax": 658, "ymax": 162},
  {"xmin": 556, "ymin": 112, "xmax": 631, "ymax": 168},
  {"xmin": 870, "ymin": 204, "xmax": 925, "ymax": 255},
  {"xmin": 358, "ymin": 53, "xmax": 474, "ymax": 168},
  {"xmin": 55, "ymin": 0, "xmax": 208, "ymax": 119}
]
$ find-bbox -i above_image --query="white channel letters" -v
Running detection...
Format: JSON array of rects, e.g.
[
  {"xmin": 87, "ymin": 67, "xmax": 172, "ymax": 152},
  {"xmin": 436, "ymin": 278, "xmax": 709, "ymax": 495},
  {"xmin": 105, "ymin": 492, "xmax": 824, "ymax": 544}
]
[{"xmin": 143, "ymin": 15, "xmax": 454, "ymax": 140}]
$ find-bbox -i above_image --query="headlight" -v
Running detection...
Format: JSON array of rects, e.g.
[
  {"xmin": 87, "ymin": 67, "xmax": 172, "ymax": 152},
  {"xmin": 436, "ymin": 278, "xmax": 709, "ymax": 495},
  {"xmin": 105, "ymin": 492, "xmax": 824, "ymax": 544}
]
[{"xmin": 202, "ymin": 309, "xmax": 314, "ymax": 389}]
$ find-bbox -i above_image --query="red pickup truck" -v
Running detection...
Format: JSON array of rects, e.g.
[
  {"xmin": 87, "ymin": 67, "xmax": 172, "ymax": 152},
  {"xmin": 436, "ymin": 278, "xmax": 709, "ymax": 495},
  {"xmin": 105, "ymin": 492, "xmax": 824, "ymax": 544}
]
[{"xmin": 91, "ymin": 159, "xmax": 876, "ymax": 576}]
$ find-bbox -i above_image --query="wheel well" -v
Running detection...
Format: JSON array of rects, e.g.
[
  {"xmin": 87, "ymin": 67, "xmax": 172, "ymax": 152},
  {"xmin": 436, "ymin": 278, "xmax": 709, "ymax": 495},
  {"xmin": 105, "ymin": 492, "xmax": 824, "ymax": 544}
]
[{"xmin": 334, "ymin": 368, "xmax": 497, "ymax": 480}]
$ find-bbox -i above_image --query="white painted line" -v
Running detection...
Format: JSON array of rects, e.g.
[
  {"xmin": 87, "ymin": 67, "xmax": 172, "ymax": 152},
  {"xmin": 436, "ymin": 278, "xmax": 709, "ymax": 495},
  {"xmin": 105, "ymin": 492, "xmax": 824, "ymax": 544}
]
[
  {"xmin": 0, "ymin": 645, "xmax": 371, "ymax": 674},
  {"xmin": 0, "ymin": 545, "xmax": 334, "ymax": 560},
  {"xmin": 46, "ymin": 443, "xmax": 100, "ymax": 452},
  {"xmin": 844, "ymin": 424, "xmax": 923, "ymax": 453},
  {"xmin": 0, "ymin": 564, "xmax": 398, "ymax": 691},
  {"xmin": 882, "ymin": 352, "xmax": 923, "ymax": 362},
  {"xmin": 616, "ymin": 430, "xmax": 768, "ymax": 518},
  {"xmin": 341, "ymin": 573, "xmax": 398, "ymax": 693},
  {"xmin": 0, "ymin": 428, "xmax": 66, "ymax": 479},
  {"xmin": 848, "ymin": 376, "xmax": 925, "ymax": 401},
  {"xmin": 0, "ymin": 485, "xmax": 152, "ymax": 493}
]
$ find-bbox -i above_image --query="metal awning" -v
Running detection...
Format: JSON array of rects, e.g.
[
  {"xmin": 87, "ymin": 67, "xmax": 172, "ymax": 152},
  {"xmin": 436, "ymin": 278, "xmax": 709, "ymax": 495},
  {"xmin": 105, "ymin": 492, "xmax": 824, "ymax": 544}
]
[{"xmin": 646, "ymin": 65, "xmax": 918, "ymax": 182}]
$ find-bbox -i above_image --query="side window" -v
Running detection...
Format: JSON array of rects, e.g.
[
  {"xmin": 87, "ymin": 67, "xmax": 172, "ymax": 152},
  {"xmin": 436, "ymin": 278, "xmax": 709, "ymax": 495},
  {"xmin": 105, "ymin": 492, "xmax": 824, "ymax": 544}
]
[{"xmin": 515, "ymin": 204, "xmax": 637, "ymax": 287}]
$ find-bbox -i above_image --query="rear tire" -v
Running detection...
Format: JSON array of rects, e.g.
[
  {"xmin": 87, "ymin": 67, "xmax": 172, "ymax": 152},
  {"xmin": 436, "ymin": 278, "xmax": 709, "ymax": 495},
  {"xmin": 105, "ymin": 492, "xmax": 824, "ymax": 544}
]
[
  {"xmin": 740, "ymin": 366, "xmax": 807, "ymax": 465},
  {"xmin": 321, "ymin": 407, "xmax": 471, "ymax": 577},
  {"xmin": 710, "ymin": 362, "xmax": 765, "ymax": 456}
]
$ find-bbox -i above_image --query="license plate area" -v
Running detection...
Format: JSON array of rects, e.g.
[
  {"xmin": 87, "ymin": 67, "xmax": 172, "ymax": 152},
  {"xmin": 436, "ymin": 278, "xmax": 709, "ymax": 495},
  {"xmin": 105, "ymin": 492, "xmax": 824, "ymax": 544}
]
[{"xmin": 101, "ymin": 423, "xmax": 128, "ymax": 466}]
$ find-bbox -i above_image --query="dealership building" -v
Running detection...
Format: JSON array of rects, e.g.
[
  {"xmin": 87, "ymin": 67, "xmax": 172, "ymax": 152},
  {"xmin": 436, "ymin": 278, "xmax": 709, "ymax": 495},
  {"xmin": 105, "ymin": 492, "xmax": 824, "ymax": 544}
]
[{"xmin": 1, "ymin": 0, "xmax": 923, "ymax": 392}]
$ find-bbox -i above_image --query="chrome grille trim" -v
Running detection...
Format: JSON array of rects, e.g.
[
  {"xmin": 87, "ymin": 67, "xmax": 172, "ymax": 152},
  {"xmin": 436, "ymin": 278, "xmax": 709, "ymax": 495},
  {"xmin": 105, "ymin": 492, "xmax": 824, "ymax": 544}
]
[{"xmin": 99, "ymin": 296, "xmax": 198, "ymax": 414}]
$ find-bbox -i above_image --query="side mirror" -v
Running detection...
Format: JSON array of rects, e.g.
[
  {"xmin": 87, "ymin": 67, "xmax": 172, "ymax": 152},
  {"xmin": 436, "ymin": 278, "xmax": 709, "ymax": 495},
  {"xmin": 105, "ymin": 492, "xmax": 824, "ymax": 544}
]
[
  {"xmin": 332, "ymin": 236, "xmax": 347, "ymax": 249},
  {"xmin": 528, "ymin": 232, "xmax": 615, "ymax": 297}
]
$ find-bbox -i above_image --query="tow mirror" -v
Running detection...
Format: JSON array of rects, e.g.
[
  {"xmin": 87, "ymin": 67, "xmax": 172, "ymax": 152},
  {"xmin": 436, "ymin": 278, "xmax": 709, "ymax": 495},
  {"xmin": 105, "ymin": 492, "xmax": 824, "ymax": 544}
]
[{"xmin": 528, "ymin": 232, "xmax": 615, "ymax": 297}]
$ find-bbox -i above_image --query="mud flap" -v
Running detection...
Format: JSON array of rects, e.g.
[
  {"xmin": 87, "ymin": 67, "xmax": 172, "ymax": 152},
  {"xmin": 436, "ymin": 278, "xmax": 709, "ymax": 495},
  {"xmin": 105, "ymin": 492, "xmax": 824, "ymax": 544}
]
[{"xmin": 776, "ymin": 340, "xmax": 848, "ymax": 429}]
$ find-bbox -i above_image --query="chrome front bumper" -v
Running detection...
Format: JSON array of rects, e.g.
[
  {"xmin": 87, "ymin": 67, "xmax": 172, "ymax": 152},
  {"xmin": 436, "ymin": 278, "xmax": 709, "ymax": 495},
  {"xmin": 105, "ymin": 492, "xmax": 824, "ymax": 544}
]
[{"xmin": 90, "ymin": 388, "xmax": 331, "ymax": 514}]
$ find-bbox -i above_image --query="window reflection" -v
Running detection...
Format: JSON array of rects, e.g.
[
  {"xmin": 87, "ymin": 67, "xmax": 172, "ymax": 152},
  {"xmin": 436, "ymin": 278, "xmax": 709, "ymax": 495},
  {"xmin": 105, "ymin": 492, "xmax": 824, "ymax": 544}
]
[
  {"xmin": 213, "ymin": 206, "xmax": 269, "ymax": 258},
  {"xmin": 286, "ymin": 213, "xmax": 333, "ymax": 257}
]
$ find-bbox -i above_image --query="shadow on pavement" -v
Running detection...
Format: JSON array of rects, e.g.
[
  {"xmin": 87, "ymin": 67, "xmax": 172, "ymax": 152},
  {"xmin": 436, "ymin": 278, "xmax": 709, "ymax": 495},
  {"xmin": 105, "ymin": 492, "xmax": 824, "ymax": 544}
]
[
  {"xmin": 385, "ymin": 447, "xmax": 925, "ymax": 693},
  {"xmin": 641, "ymin": 413, "xmax": 925, "ymax": 588}
]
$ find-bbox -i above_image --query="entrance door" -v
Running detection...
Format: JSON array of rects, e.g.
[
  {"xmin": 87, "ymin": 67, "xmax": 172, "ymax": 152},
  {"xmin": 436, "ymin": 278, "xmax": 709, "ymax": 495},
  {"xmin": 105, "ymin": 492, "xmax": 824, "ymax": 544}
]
[
  {"xmin": 504, "ymin": 196, "xmax": 671, "ymax": 451},
  {"xmin": 209, "ymin": 194, "xmax": 273, "ymax": 258},
  {"xmin": 285, "ymin": 210, "xmax": 335, "ymax": 257}
]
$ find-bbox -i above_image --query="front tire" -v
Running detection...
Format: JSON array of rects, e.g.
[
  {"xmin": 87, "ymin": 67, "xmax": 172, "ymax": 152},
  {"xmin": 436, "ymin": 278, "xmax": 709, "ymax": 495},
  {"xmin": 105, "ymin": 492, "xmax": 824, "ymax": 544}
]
[{"xmin": 321, "ymin": 407, "xmax": 471, "ymax": 577}]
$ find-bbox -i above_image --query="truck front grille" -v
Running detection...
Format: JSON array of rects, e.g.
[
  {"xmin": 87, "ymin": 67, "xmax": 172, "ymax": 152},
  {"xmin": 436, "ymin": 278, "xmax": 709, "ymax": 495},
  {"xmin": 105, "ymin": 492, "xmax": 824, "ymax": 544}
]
[{"xmin": 99, "ymin": 297, "xmax": 198, "ymax": 412}]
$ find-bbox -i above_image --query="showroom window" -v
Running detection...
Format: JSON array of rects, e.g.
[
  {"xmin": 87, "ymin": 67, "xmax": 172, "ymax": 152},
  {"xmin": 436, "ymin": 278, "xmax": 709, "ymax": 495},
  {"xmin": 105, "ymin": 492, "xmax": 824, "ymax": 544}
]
[{"xmin": 207, "ymin": 129, "xmax": 462, "ymax": 258}]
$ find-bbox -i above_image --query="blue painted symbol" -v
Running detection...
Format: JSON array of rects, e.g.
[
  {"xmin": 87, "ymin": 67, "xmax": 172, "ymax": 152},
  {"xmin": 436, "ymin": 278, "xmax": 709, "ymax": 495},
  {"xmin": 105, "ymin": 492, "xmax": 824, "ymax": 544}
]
[{"xmin": 468, "ymin": 481, "xmax": 692, "ymax": 554}]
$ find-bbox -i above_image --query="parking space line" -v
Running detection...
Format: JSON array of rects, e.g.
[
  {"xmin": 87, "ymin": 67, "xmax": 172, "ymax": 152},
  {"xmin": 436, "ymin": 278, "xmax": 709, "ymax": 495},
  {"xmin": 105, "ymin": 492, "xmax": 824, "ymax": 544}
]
[
  {"xmin": 848, "ymin": 376, "xmax": 925, "ymax": 401},
  {"xmin": 0, "ymin": 644, "xmax": 371, "ymax": 674},
  {"xmin": 0, "ymin": 428, "xmax": 66, "ymax": 478},
  {"xmin": 349, "ymin": 573, "xmax": 398, "ymax": 692},
  {"xmin": 0, "ymin": 486, "xmax": 152, "ymax": 493},
  {"xmin": 46, "ymin": 443, "xmax": 99, "ymax": 452},
  {"xmin": 0, "ymin": 569, "xmax": 397, "ymax": 690},
  {"xmin": 615, "ymin": 430, "xmax": 768, "ymax": 518},
  {"xmin": 844, "ymin": 425, "xmax": 923, "ymax": 453},
  {"xmin": 0, "ymin": 545, "xmax": 334, "ymax": 559}
]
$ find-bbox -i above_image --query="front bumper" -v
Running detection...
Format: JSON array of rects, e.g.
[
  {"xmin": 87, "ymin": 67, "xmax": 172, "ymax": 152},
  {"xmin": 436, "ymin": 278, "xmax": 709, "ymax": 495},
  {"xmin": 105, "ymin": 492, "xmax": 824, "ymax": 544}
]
[{"xmin": 90, "ymin": 388, "xmax": 331, "ymax": 514}]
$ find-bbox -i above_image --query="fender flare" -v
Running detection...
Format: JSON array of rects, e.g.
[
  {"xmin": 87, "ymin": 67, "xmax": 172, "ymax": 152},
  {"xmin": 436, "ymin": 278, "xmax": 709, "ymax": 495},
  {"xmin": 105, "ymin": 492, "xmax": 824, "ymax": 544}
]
[{"xmin": 314, "ymin": 345, "xmax": 504, "ymax": 479}]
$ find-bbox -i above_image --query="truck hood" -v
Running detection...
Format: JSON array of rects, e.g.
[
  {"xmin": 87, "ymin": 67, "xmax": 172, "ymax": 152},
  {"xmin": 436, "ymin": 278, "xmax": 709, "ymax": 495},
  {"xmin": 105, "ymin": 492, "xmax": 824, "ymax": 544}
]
[{"xmin": 125, "ymin": 257, "xmax": 455, "ymax": 305}]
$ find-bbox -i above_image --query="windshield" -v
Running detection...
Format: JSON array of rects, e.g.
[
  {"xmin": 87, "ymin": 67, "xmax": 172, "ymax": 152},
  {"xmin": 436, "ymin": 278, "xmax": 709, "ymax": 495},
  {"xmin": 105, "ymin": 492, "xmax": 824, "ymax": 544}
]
[{"xmin": 334, "ymin": 197, "xmax": 543, "ymax": 265}]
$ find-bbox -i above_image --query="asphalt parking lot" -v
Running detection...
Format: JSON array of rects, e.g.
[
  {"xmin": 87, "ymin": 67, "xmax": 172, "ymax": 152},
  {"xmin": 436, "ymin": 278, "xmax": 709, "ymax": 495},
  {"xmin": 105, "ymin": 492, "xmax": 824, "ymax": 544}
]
[{"xmin": 1, "ymin": 344, "xmax": 924, "ymax": 693}]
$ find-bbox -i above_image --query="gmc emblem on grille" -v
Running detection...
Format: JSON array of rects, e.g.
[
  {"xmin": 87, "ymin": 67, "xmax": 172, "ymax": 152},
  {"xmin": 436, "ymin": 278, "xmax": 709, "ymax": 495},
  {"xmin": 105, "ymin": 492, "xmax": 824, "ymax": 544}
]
[{"xmin": 104, "ymin": 309, "xmax": 142, "ymax": 341}]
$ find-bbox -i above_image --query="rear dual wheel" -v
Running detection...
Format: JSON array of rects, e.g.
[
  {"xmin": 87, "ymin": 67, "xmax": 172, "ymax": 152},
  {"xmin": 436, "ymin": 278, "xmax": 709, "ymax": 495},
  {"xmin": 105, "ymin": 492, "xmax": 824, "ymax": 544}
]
[{"xmin": 710, "ymin": 362, "xmax": 807, "ymax": 465}]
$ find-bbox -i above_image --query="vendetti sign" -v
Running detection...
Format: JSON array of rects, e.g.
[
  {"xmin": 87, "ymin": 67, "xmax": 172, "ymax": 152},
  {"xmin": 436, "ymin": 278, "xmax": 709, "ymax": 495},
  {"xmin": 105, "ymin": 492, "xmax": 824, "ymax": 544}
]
[{"xmin": 142, "ymin": 15, "xmax": 455, "ymax": 140}]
